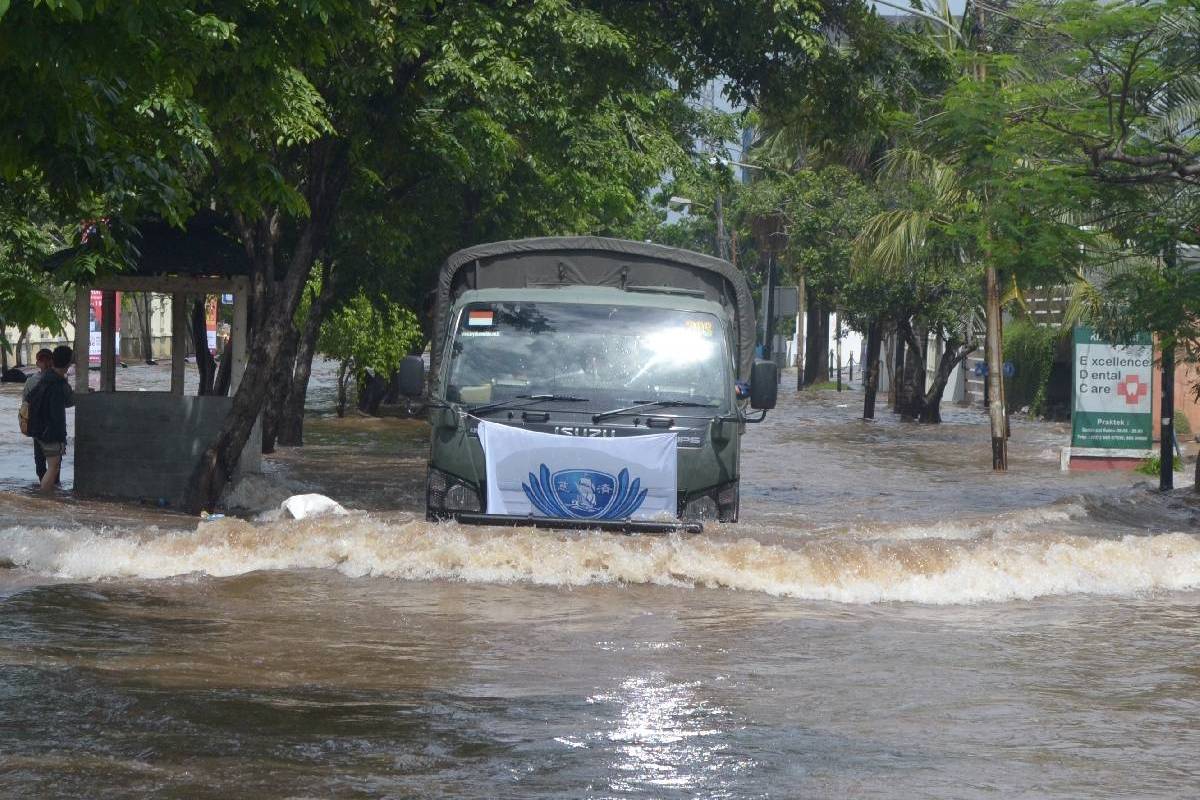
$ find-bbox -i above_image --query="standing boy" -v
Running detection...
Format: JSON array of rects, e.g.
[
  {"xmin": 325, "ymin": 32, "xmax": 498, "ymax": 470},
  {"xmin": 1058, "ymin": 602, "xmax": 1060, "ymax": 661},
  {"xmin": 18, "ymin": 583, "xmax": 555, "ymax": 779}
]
[
  {"xmin": 27, "ymin": 345, "xmax": 74, "ymax": 493},
  {"xmin": 21, "ymin": 349, "xmax": 54, "ymax": 481}
]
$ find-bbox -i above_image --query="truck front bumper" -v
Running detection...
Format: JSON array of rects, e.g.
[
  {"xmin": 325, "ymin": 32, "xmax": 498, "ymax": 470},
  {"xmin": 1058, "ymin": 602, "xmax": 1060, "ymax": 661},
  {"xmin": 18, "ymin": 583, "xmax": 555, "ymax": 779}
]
[{"xmin": 446, "ymin": 512, "xmax": 702, "ymax": 535}]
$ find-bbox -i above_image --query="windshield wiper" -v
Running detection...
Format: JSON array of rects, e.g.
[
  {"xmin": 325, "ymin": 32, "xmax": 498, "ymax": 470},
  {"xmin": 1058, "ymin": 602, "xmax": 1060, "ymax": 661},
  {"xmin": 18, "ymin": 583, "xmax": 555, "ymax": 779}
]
[
  {"xmin": 468, "ymin": 394, "xmax": 589, "ymax": 417},
  {"xmin": 592, "ymin": 399, "xmax": 718, "ymax": 423}
]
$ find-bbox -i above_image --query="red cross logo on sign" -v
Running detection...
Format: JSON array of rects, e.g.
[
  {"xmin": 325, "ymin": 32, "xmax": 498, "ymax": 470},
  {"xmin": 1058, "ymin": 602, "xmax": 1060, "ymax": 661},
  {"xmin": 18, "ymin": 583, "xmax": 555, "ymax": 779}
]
[{"xmin": 1116, "ymin": 373, "xmax": 1148, "ymax": 405}]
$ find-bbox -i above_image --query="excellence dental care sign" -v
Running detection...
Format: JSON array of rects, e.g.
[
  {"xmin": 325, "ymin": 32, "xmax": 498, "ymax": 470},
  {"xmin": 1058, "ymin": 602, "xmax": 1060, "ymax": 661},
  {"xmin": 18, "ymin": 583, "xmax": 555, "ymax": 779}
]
[
  {"xmin": 1070, "ymin": 326, "xmax": 1153, "ymax": 462},
  {"xmin": 478, "ymin": 420, "xmax": 677, "ymax": 521}
]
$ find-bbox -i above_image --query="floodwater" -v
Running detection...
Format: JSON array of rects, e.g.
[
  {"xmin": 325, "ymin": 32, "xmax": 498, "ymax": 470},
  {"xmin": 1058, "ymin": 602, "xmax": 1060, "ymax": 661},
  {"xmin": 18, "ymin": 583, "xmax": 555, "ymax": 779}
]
[{"xmin": 1, "ymin": 363, "xmax": 1199, "ymax": 798}]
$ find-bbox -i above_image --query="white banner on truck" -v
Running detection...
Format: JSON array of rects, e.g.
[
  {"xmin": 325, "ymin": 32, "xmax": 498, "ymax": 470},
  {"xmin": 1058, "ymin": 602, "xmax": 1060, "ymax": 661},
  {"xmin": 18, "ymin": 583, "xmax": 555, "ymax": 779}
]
[{"xmin": 477, "ymin": 420, "xmax": 677, "ymax": 520}]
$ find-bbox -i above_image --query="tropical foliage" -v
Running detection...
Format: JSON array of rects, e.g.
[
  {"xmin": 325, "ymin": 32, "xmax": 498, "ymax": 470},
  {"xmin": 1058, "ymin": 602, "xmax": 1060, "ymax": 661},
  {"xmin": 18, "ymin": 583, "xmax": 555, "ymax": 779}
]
[
  {"xmin": 318, "ymin": 293, "xmax": 422, "ymax": 417},
  {"xmin": 6, "ymin": 0, "xmax": 1200, "ymax": 490}
]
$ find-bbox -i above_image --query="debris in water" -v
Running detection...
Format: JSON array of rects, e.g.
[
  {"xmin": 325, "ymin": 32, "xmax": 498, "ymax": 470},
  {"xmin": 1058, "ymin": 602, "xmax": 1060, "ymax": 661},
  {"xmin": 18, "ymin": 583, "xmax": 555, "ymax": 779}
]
[{"xmin": 280, "ymin": 494, "xmax": 348, "ymax": 520}]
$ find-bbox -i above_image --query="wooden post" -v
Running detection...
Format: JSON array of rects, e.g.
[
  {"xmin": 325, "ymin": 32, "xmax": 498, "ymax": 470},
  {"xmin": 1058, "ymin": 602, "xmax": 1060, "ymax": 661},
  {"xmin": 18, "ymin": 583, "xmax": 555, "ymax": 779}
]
[
  {"xmin": 100, "ymin": 289, "xmax": 116, "ymax": 391},
  {"xmin": 171, "ymin": 293, "xmax": 187, "ymax": 395},
  {"xmin": 73, "ymin": 286, "xmax": 90, "ymax": 392},
  {"xmin": 231, "ymin": 278, "xmax": 249, "ymax": 391}
]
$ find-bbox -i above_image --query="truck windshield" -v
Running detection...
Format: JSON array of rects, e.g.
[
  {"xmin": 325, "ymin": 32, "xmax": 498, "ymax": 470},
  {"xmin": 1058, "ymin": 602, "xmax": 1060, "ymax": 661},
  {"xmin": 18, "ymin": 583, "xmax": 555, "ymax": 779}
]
[{"xmin": 445, "ymin": 301, "xmax": 731, "ymax": 412}]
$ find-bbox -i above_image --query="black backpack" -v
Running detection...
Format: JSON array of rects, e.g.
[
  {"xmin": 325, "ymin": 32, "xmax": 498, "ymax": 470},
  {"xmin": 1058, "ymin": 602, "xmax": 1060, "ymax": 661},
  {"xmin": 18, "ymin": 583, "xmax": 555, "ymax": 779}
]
[{"xmin": 24, "ymin": 377, "xmax": 52, "ymax": 440}]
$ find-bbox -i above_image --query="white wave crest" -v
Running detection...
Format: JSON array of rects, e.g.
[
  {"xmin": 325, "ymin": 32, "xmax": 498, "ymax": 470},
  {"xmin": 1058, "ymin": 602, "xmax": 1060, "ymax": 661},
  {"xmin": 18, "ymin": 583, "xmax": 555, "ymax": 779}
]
[
  {"xmin": 1, "ymin": 515, "xmax": 1198, "ymax": 605},
  {"xmin": 831, "ymin": 501, "xmax": 1089, "ymax": 542}
]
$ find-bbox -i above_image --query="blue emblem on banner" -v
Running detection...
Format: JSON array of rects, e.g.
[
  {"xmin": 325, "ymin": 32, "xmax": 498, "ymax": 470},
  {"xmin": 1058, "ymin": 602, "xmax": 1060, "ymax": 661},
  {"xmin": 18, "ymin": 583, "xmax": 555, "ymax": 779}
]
[{"xmin": 522, "ymin": 464, "xmax": 648, "ymax": 519}]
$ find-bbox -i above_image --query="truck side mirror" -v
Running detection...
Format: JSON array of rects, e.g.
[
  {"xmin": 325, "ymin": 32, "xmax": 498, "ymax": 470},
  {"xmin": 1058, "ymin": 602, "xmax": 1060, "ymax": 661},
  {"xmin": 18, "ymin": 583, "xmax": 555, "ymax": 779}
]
[
  {"xmin": 398, "ymin": 355, "xmax": 425, "ymax": 397},
  {"xmin": 750, "ymin": 359, "xmax": 778, "ymax": 410}
]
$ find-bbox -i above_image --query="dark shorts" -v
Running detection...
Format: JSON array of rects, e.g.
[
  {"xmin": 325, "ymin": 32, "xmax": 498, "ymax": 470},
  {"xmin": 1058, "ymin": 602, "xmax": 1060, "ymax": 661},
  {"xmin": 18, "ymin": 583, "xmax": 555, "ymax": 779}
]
[{"xmin": 38, "ymin": 440, "xmax": 65, "ymax": 459}]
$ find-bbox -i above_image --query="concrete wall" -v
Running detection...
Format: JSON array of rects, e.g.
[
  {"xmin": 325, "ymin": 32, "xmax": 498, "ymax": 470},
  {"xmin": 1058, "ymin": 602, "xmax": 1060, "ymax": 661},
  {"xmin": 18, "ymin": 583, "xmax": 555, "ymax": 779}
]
[
  {"xmin": 3, "ymin": 292, "xmax": 176, "ymax": 364},
  {"xmin": 73, "ymin": 393, "xmax": 261, "ymax": 508},
  {"xmin": 1151, "ymin": 355, "xmax": 1200, "ymax": 444},
  {"xmin": 2, "ymin": 322, "xmax": 77, "ymax": 366},
  {"xmin": 119, "ymin": 335, "xmax": 173, "ymax": 362}
]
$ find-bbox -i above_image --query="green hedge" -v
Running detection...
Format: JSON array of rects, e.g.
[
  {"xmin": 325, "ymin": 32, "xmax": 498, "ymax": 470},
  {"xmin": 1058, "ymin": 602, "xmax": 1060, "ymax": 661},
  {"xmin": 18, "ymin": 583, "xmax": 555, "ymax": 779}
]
[{"xmin": 1003, "ymin": 319, "xmax": 1059, "ymax": 416}]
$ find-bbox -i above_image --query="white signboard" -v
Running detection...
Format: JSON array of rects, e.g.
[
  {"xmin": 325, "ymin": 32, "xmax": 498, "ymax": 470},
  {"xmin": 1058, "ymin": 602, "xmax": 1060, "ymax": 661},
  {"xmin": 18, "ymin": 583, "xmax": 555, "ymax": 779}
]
[
  {"xmin": 478, "ymin": 420, "xmax": 677, "ymax": 521},
  {"xmin": 1072, "ymin": 326, "xmax": 1153, "ymax": 449}
]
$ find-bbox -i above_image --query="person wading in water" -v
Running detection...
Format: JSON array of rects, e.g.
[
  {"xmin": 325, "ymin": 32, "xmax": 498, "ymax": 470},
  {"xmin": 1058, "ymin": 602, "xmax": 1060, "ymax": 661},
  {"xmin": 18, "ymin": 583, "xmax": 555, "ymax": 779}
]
[
  {"xmin": 20, "ymin": 348, "xmax": 74, "ymax": 484},
  {"xmin": 25, "ymin": 345, "xmax": 74, "ymax": 493}
]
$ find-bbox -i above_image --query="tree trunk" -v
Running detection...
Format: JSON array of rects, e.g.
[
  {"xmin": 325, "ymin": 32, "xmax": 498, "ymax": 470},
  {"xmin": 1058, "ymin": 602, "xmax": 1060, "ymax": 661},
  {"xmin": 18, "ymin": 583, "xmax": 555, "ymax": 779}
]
[
  {"xmin": 143, "ymin": 295, "xmax": 155, "ymax": 362},
  {"xmin": 336, "ymin": 359, "xmax": 351, "ymax": 417},
  {"xmin": 278, "ymin": 264, "xmax": 336, "ymax": 447},
  {"xmin": 803, "ymin": 299, "xmax": 829, "ymax": 385},
  {"xmin": 186, "ymin": 255, "xmax": 320, "ymax": 512},
  {"xmin": 1194, "ymin": 422, "xmax": 1200, "ymax": 492},
  {"xmin": 357, "ymin": 370, "xmax": 388, "ymax": 415},
  {"xmin": 260, "ymin": 323, "xmax": 299, "ymax": 454},
  {"xmin": 898, "ymin": 319, "xmax": 927, "ymax": 421},
  {"xmin": 862, "ymin": 319, "xmax": 883, "ymax": 420},
  {"xmin": 919, "ymin": 338, "xmax": 977, "ymax": 424},
  {"xmin": 191, "ymin": 299, "xmax": 216, "ymax": 395},
  {"xmin": 984, "ymin": 265, "xmax": 1007, "ymax": 470},
  {"xmin": 133, "ymin": 293, "xmax": 155, "ymax": 363},
  {"xmin": 890, "ymin": 324, "xmax": 905, "ymax": 411},
  {"xmin": 184, "ymin": 138, "xmax": 348, "ymax": 514},
  {"xmin": 12, "ymin": 328, "xmax": 27, "ymax": 366},
  {"xmin": 214, "ymin": 333, "xmax": 233, "ymax": 396},
  {"xmin": 277, "ymin": 330, "xmax": 319, "ymax": 446}
]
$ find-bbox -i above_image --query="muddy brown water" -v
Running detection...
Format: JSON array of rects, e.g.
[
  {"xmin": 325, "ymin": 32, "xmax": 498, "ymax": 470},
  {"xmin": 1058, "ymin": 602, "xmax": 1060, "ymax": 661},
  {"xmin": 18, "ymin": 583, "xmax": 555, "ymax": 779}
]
[{"xmin": 1, "ymin": 363, "xmax": 1198, "ymax": 798}]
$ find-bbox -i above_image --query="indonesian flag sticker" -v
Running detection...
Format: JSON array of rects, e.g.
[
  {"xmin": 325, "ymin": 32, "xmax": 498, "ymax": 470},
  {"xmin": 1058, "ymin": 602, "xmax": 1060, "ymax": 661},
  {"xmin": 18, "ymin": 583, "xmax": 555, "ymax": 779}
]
[{"xmin": 468, "ymin": 309, "xmax": 494, "ymax": 327}]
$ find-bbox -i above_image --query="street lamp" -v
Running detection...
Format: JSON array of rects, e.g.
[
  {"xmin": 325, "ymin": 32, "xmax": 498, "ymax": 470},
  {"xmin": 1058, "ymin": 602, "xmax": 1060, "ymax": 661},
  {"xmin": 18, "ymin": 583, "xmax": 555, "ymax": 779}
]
[
  {"xmin": 666, "ymin": 195, "xmax": 728, "ymax": 261},
  {"xmin": 667, "ymin": 196, "xmax": 701, "ymax": 212}
]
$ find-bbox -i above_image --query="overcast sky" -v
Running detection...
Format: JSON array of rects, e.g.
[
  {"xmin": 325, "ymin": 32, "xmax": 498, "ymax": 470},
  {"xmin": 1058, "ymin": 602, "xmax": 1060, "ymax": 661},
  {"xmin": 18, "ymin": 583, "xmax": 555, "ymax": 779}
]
[{"xmin": 870, "ymin": 0, "xmax": 968, "ymax": 16}]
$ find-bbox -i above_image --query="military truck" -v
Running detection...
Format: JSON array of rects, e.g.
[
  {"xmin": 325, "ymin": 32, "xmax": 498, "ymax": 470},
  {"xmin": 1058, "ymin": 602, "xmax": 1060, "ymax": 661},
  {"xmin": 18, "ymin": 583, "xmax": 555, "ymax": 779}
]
[{"xmin": 399, "ymin": 237, "xmax": 777, "ymax": 532}]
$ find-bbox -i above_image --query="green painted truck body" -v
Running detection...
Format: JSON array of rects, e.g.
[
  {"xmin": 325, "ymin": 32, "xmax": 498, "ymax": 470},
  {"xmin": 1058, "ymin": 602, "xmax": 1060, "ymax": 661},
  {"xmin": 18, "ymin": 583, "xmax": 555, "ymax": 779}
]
[{"xmin": 419, "ymin": 237, "xmax": 761, "ymax": 526}]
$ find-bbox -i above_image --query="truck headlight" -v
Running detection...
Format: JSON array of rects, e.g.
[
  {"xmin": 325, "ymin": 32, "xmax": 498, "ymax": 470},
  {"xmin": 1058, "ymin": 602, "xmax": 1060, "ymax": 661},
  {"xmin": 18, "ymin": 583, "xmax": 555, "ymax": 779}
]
[{"xmin": 427, "ymin": 469, "xmax": 482, "ymax": 516}]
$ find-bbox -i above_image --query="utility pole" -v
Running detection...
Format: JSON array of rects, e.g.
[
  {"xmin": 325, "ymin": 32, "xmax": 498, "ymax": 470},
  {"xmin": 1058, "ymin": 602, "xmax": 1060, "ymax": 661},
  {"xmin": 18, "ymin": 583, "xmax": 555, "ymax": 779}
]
[
  {"xmin": 714, "ymin": 191, "xmax": 726, "ymax": 261},
  {"xmin": 1161, "ymin": 241, "xmax": 1177, "ymax": 491},
  {"xmin": 1161, "ymin": 344, "xmax": 1175, "ymax": 491},
  {"xmin": 796, "ymin": 278, "xmax": 806, "ymax": 391},
  {"xmin": 835, "ymin": 311, "xmax": 842, "ymax": 391},
  {"xmin": 975, "ymin": 1, "xmax": 1007, "ymax": 471},
  {"xmin": 762, "ymin": 255, "xmax": 776, "ymax": 359}
]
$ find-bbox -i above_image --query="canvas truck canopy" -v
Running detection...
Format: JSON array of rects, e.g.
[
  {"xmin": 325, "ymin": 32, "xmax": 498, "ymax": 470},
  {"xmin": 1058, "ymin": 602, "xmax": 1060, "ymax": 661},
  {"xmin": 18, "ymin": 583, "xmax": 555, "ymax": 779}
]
[{"xmin": 430, "ymin": 237, "xmax": 756, "ymax": 386}]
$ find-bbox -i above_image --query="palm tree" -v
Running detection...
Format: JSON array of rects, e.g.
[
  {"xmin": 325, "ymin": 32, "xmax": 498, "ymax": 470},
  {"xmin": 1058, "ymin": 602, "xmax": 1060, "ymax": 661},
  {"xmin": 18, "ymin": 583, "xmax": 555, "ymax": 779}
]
[{"xmin": 864, "ymin": 0, "xmax": 1014, "ymax": 465}]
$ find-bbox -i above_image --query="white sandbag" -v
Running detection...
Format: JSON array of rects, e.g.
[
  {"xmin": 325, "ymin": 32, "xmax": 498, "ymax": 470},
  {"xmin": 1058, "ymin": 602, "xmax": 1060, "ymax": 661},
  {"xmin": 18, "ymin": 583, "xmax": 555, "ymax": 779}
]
[{"xmin": 280, "ymin": 493, "xmax": 347, "ymax": 520}]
